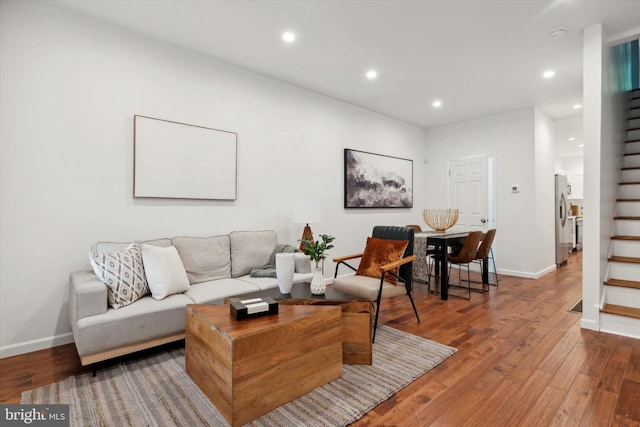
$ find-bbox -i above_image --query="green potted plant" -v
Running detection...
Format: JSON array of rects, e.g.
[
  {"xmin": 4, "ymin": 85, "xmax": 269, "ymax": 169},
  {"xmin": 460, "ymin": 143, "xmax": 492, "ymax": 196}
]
[{"xmin": 300, "ymin": 234, "xmax": 335, "ymax": 269}]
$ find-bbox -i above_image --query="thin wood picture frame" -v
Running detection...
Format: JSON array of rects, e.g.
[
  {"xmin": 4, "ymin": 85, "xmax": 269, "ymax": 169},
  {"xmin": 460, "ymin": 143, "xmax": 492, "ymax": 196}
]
[
  {"xmin": 133, "ymin": 115, "xmax": 237, "ymax": 200},
  {"xmin": 344, "ymin": 148, "xmax": 413, "ymax": 208}
]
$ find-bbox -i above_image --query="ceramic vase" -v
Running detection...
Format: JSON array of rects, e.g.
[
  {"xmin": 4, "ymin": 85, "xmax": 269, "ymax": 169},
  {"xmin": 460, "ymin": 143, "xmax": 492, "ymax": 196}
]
[
  {"xmin": 310, "ymin": 265, "xmax": 326, "ymax": 295},
  {"xmin": 276, "ymin": 253, "xmax": 295, "ymax": 294}
]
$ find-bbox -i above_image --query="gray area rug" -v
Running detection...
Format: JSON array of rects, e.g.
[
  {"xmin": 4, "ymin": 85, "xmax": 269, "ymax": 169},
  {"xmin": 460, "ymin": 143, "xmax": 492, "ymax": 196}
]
[{"xmin": 22, "ymin": 325, "xmax": 456, "ymax": 426}]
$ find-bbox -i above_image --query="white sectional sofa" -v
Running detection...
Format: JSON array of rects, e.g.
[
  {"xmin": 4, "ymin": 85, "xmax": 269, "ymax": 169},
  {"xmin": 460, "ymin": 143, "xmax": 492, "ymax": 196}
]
[{"xmin": 69, "ymin": 230, "xmax": 312, "ymax": 366}]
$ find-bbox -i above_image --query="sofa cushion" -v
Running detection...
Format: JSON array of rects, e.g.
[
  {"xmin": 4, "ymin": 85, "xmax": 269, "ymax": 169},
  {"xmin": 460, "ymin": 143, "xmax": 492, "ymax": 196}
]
[
  {"xmin": 141, "ymin": 244, "xmax": 190, "ymax": 300},
  {"xmin": 229, "ymin": 230, "xmax": 277, "ymax": 278},
  {"xmin": 93, "ymin": 238, "xmax": 172, "ymax": 254},
  {"xmin": 74, "ymin": 293, "xmax": 192, "ymax": 357},
  {"xmin": 89, "ymin": 243, "xmax": 149, "ymax": 309},
  {"xmin": 182, "ymin": 278, "xmax": 261, "ymax": 304},
  {"xmin": 237, "ymin": 272, "xmax": 314, "ymax": 290},
  {"xmin": 172, "ymin": 235, "xmax": 231, "ymax": 284}
]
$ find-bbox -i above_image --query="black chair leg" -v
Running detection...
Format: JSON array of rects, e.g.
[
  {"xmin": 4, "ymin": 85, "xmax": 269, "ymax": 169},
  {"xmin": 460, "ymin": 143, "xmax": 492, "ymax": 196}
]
[
  {"xmin": 372, "ymin": 299, "xmax": 381, "ymax": 343},
  {"xmin": 406, "ymin": 288, "xmax": 420, "ymax": 323}
]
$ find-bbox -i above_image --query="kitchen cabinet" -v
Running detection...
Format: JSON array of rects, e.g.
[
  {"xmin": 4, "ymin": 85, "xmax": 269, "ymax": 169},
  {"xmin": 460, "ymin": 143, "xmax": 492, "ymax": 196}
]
[{"xmin": 567, "ymin": 173, "xmax": 583, "ymax": 199}]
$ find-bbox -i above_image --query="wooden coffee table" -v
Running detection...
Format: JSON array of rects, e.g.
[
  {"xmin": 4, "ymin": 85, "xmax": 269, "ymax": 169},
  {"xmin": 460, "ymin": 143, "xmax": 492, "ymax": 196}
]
[
  {"xmin": 226, "ymin": 282, "xmax": 372, "ymax": 365},
  {"xmin": 185, "ymin": 304, "xmax": 342, "ymax": 427}
]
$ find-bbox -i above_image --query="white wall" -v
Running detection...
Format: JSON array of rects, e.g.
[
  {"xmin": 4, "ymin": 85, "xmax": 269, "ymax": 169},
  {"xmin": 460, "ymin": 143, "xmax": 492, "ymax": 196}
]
[
  {"xmin": 423, "ymin": 108, "xmax": 556, "ymax": 278},
  {"xmin": 534, "ymin": 108, "xmax": 557, "ymax": 275},
  {"xmin": 0, "ymin": 2, "xmax": 430, "ymax": 357},
  {"xmin": 581, "ymin": 24, "xmax": 628, "ymax": 331}
]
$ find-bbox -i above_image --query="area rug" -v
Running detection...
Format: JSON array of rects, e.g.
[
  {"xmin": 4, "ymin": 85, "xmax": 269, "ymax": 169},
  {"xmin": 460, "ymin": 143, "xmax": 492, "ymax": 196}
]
[{"xmin": 21, "ymin": 325, "xmax": 456, "ymax": 427}]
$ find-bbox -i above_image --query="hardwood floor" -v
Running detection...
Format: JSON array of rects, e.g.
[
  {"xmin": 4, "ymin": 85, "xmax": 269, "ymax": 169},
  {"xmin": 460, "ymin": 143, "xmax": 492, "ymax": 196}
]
[{"xmin": 1, "ymin": 250, "xmax": 639, "ymax": 426}]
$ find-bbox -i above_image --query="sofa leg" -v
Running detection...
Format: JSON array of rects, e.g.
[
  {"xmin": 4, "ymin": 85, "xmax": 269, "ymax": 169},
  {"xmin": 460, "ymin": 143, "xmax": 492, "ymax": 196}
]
[{"xmin": 92, "ymin": 364, "xmax": 97, "ymax": 377}]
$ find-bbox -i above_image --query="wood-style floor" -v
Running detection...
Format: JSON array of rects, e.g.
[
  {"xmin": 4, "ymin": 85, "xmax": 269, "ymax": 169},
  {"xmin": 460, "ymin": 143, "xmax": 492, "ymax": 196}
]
[{"xmin": 1, "ymin": 251, "xmax": 639, "ymax": 426}]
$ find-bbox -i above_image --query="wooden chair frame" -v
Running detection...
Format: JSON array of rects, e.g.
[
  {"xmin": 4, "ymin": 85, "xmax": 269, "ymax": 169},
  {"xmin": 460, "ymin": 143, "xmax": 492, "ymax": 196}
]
[{"xmin": 334, "ymin": 252, "xmax": 419, "ymax": 342}]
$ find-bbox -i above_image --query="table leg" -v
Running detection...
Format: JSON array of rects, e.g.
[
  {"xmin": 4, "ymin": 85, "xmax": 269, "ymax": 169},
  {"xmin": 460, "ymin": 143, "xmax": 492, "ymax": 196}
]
[
  {"xmin": 440, "ymin": 244, "xmax": 448, "ymax": 300},
  {"xmin": 482, "ymin": 257, "xmax": 489, "ymax": 288}
]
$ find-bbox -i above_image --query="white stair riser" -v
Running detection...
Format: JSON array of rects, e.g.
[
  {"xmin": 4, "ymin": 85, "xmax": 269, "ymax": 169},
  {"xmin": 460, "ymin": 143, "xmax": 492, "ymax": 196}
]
[
  {"xmin": 622, "ymin": 168, "xmax": 640, "ymax": 182},
  {"xmin": 619, "ymin": 184, "xmax": 640, "ymax": 198},
  {"xmin": 630, "ymin": 108, "xmax": 640, "ymax": 119},
  {"xmin": 617, "ymin": 202, "xmax": 640, "ymax": 216},
  {"xmin": 625, "ymin": 155, "xmax": 640, "ymax": 168},
  {"xmin": 611, "ymin": 239, "xmax": 640, "ymax": 257},
  {"xmin": 631, "ymin": 98, "xmax": 640, "ymax": 109},
  {"xmin": 627, "ymin": 141, "xmax": 640, "ymax": 154},
  {"xmin": 630, "ymin": 118, "xmax": 640, "ymax": 129},
  {"xmin": 608, "ymin": 262, "xmax": 640, "ymax": 281},
  {"xmin": 629, "ymin": 129, "xmax": 640, "ymax": 140},
  {"xmin": 616, "ymin": 219, "xmax": 640, "ymax": 235},
  {"xmin": 606, "ymin": 286, "xmax": 640, "ymax": 309},
  {"xmin": 600, "ymin": 313, "xmax": 640, "ymax": 339}
]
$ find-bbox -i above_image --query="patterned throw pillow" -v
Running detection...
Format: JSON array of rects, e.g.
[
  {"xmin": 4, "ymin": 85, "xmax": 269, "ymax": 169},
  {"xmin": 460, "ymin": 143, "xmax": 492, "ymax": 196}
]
[
  {"xmin": 89, "ymin": 243, "xmax": 149, "ymax": 309},
  {"xmin": 356, "ymin": 237, "xmax": 408, "ymax": 285}
]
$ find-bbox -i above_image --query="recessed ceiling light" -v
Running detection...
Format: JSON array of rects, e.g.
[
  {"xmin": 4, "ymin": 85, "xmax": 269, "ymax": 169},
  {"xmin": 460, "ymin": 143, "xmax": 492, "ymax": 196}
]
[
  {"xmin": 578, "ymin": 144, "xmax": 584, "ymax": 148},
  {"xmin": 572, "ymin": 104, "xmax": 582, "ymax": 109},
  {"xmin": 543, "ymin": 70, "xmax": 555, "ymax": 79},
  {"xmin": 568, "ymin": 137, "xmax": 576, "ymax": 141},
  {"xmin": 432, "ymin": 100, "xmax": 442, "ymax": 108},
  {"xmin": 366, "ymin": 70, "xmax": 378, "ymax": 79},
  {"xmin": 282, "ymin": 32, "xmax": 296, "ymax": 43}
]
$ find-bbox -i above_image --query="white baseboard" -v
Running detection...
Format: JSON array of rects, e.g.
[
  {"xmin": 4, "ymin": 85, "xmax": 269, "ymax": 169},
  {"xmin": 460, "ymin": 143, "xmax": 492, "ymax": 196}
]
[
  {"xmin": 497, "ymin": 264, "xmax": 556, "ymax": 279},
  {"xmin": 0, "ymin": 332, "xmax": 74, "ymax": 359},
  {"xmin": 580, "ymin": 318, "xmax": 598, "ymax": 331}
]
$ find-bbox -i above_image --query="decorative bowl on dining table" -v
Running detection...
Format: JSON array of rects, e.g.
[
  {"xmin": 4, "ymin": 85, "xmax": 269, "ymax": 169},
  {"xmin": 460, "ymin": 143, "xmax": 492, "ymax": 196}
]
[{"xmin": 423, "ymin": 208, "xmax": 459, "ymax": 233}]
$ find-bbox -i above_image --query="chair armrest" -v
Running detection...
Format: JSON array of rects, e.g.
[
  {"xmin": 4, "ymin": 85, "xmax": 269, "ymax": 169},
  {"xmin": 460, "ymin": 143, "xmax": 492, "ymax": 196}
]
[
  {"xmin": 333, "ymin": 253, "xmax": 363, "ymax": 263},
  {"xmin": 379, "ymin": 255, "xmax": 417, "ymax": 272},
  {"xmin": 69, "ymin": 271, "xmax": 108, "ymax": 325}
]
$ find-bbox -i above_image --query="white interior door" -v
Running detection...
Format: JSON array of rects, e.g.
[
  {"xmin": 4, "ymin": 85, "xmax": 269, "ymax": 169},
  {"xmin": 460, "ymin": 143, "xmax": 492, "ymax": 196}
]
[{"xmin": 448, "ymin": 155, "xmax": 489, "ymax": 231}]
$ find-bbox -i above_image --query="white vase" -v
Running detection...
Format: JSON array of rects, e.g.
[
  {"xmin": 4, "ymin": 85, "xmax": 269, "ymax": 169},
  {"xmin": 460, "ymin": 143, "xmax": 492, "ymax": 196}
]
[
  {"xmin": 276, "ymin": 253, "xmax": 295, "ymax": 294},
  {"xmin": 310, "ymin": 266, "xmax": 326, "ymax": 295}
]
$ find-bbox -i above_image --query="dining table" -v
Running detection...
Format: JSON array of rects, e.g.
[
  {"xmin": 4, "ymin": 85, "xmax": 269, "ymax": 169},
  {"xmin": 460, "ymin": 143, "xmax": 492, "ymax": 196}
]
[{"xmin": 414, "ymin": 231, "xmax": 488, "ymax": 300}]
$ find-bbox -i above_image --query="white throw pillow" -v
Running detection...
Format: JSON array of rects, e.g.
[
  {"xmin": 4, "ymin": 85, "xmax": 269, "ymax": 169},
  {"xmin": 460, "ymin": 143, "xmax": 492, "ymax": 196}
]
[{"xmin": 141, "ymin": 244, "xmax": 190, "ymax": 300}]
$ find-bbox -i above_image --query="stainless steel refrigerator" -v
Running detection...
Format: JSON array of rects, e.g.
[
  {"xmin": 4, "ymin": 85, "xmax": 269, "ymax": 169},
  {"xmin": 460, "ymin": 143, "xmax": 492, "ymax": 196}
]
[{"xmin": 555, "ymin": 174, "xmax": 572, "ymax": 266}]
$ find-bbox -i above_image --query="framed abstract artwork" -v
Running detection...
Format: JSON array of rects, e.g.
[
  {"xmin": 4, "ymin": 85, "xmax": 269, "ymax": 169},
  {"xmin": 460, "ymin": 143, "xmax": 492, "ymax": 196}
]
[
  {"xmin": 344, "ymin": 149, "xmax": 413, "ymax": 208},
  {"xmin": 133, "ymin": 115, "xmax": 237, "ymax": 200}
]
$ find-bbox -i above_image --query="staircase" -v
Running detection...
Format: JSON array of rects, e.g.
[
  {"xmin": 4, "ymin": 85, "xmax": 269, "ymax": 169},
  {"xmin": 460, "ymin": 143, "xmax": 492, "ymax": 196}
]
[{"xmin": 600, "ymin": 88, "xmax": 640, "ymax": 339}]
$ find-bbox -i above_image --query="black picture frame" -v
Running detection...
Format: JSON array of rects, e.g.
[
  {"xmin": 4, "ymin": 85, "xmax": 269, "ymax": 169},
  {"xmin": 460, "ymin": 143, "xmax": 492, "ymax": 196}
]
[{"xmin": 344, "ymin": 149, "xmax": 413, "ymax": 208}]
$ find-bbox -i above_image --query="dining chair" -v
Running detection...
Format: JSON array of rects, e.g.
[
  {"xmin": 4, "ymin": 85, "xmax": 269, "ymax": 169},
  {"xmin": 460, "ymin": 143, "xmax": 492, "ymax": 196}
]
[
  {"xmin": 473, "ymin": 228, "xmax": 499, "ymax": 288},
  {"xmin": 332, "ymin": 226, "xmax": 419, "ymax": 342},
  {"xmin": 447, "ymin": 231, "xmax": 482, "ymax": 299}
]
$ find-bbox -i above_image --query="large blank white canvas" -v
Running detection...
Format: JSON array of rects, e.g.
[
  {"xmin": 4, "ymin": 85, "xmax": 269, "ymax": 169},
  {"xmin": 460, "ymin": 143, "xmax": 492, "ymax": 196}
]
[{"xmin": 134, "ymin": 115, "xmax": 237, "ymax": 200}]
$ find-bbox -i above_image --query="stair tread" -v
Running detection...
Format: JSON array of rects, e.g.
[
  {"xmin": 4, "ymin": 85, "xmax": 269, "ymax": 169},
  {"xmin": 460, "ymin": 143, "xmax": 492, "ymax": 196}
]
[
  {"xmin": 614, "ymin": 216, "xmax": 640, "ymax": 220},
  {"xmin": 624, "ymin": 153, "xmax": 640, "ymax": 156},
  {"xmin": 626, "ymin": 140, "xmax": 640, "ymax": 143},
  {"xmin": 601, "ymin": 304, "xmax": 640, "ymax": 319},
  {"xmin": 619, "ymin": 181, "xmax": 640, "ymax": 185},
  {"xmin": 621, "ymin": 167, "xmax": 640, "ymax": 170},
  {"xmin": 608, "ymin": 255, "xmax": 640, "ymax": 264},
  {"xmin": 611, "ymin": 235, "xmax": 640, "ymax": 240},
  {"xmin": 606, "ymin": 279, "xmax": 640, "ymax": 289},
  {"xmin": 617, "ymin": 198, "xmax": 640, "ymax": 202}
]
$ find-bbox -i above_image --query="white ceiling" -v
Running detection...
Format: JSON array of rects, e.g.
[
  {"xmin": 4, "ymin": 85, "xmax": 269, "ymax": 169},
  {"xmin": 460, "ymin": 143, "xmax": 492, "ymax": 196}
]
[{"xmin": 49, "ymin": 0, "xmax": 640, "ymax": 152}]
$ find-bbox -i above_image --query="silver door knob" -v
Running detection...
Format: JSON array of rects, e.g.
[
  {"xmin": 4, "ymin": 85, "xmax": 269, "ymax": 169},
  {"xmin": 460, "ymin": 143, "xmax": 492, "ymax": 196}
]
[{"xmin": 480, "ymin": 218, "xmax": 487, "ymax": 223}]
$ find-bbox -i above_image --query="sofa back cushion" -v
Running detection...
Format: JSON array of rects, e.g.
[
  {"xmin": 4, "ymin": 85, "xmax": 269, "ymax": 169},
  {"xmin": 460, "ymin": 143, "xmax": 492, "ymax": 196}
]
[
  {"xmin": 229, "ymin": 230, "xmax": 277, "ymax": 278},
  {"xmin": 172, "ymin": 235, "xmax": 231, "ymax": 284},
  {"xmin": 93, "ymin": 238, "xmax": 172, "ymax": 254}
]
